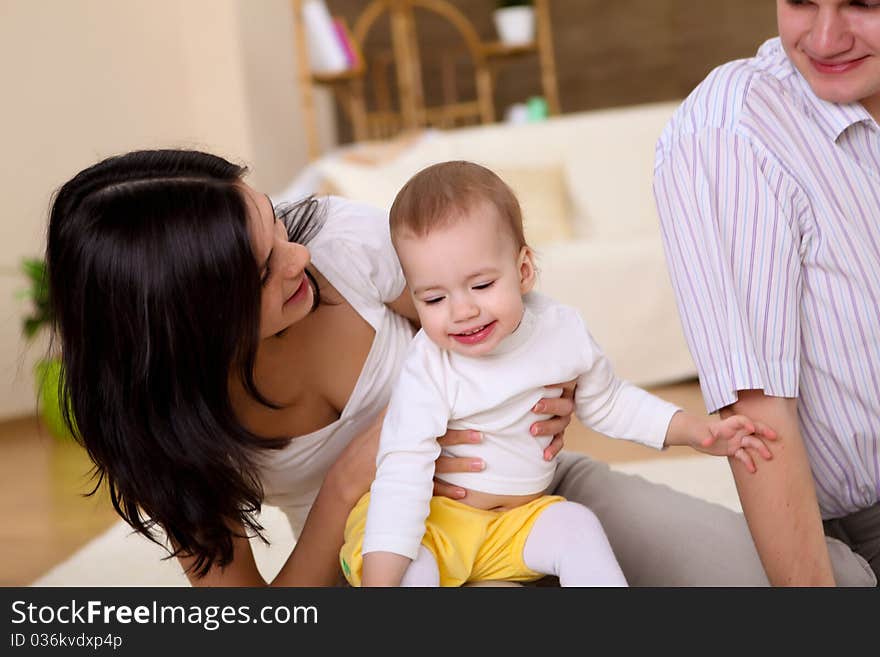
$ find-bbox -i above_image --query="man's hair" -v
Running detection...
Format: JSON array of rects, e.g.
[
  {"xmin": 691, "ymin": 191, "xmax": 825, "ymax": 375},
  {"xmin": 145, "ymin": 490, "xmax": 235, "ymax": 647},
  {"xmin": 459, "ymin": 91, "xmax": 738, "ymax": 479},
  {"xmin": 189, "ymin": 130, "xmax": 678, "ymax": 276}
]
[{"xmin": 389, "ymin": 160, "xmax": 527, "ymax": 249}]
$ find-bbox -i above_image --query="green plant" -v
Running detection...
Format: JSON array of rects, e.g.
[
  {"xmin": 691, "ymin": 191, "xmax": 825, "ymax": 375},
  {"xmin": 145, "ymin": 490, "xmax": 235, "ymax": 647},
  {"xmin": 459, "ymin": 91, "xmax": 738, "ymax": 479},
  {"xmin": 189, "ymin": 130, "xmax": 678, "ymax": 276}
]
[
  {"xmin": 19, "ymin": 257, "xmax": 51, "ymax": 339},
  {"xmin": 19, "ymin": 257, "xmax": 74, "ymax": 441}
]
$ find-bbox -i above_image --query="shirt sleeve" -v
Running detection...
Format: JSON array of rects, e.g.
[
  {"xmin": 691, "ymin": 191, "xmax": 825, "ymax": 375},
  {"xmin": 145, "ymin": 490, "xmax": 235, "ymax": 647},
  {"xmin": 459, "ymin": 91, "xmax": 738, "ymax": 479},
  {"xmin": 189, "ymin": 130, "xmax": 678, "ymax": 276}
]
[
  {"xmin": 363, "ymin": 336, "xmax": 451, "ymax": 559},
  {"xmin": 574, "ymin": 323, "xmax": 680, "ymax": 450},
  {"xmin": 654, "ymin": 128, "xmax": 805, "ymax": 414}
]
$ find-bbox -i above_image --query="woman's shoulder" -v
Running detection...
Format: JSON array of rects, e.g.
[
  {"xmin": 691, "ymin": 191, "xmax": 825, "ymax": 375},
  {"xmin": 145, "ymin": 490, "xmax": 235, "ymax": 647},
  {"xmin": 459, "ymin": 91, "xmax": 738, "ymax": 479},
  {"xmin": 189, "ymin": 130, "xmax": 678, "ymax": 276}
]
[
  {"xmin": 310, "ymin": 195, "xmax": 394, "ymax": 268},
  {"xmin": 310, "ymin": 196, "xmax": 406, "ymax": 308},
  {"xmin": 317, "ymin": 195, "xmax": 389, "ymax": 236}
]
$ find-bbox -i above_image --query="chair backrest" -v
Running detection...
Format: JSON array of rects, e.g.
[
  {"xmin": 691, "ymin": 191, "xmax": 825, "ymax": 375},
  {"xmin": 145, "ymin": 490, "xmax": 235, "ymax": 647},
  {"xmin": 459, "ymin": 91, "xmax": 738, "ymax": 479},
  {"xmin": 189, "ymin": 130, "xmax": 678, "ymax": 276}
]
[{"xmin": 350, "ymin": 0, "xmax": 494, "ymax": 140}]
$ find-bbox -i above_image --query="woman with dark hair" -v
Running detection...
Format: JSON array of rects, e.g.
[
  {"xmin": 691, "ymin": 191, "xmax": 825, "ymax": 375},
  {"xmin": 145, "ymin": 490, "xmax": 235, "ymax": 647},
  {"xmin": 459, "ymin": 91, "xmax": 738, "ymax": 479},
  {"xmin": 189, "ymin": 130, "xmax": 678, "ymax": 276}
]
[{"xmin": 46, "ymin": 149, "xmax": 575, "ymax": 585}]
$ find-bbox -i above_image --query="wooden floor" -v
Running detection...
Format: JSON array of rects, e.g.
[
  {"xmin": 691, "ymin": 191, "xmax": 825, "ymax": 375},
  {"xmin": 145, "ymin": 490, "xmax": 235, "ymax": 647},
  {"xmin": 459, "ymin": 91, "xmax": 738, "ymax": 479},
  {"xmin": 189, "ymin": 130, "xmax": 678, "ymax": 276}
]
[
  {"xmin": 0, "ymin": 416, "xmax": 119, "ymax": 586},
  {"xmin": 0, "ymin": 379, "xmax": 707, "ymax": 586}
]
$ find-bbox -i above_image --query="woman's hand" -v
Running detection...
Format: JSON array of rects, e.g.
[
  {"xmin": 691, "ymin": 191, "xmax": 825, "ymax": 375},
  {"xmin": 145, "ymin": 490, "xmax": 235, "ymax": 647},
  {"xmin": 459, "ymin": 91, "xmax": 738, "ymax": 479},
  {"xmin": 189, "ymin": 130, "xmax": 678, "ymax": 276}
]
[
  {"xmin": 325, "ymin": 409, "xmax": 384, "ymax": 507},
  {"xmin": 432, "ymin": 380, "xmax": 577, "ymax": 499},
  {"xmin": 433, "ymin": 428, "xmax": 485, "ymax": 499},
  {"xmin": 531, "ymin": 380, "xmax": 576, "ymax": 461}
]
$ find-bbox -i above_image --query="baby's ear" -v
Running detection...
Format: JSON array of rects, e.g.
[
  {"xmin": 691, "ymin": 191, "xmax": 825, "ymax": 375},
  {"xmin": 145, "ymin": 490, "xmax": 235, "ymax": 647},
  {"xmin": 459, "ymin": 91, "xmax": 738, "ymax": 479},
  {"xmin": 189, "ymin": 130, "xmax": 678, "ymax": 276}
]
[{"xmin": 518, "ymin": 246, "xmax": 537, "ymax": 294}]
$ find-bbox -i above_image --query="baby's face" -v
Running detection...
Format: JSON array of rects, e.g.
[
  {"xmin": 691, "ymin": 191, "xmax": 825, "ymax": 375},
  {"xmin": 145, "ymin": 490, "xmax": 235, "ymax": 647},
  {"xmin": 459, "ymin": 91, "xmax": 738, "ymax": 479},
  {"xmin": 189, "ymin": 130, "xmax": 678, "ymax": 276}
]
[{"xmin": 395, "ymin": 204, "xmax": 533, "ymax": 357}]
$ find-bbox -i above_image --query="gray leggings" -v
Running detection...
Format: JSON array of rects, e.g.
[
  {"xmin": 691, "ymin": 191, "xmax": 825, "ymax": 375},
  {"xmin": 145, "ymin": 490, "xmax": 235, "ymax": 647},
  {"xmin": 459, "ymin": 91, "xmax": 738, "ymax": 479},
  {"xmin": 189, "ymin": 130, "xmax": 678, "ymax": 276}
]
[{"xmin": 550, "ymin": 452, "xmax": 877, "ymax": 587}]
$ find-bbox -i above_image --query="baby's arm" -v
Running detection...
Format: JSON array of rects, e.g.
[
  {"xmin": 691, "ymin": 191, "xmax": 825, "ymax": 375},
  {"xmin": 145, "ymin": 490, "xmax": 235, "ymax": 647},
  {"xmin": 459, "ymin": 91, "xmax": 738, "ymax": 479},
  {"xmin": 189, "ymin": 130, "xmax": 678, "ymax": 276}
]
[
  {"xmin": 574, "ymin": 329, "xmax": 777, "ymax": 464},
  {"xmin": 573, "ymin": 337, "xmax": 679, "ymax": 451},
  {"xmin": 663, "ymin": 412, "xmax": 777, "ymax": 473},
  {"xmin": 361, "ymin": 340, "xmax": 450, "ymax": 586}
]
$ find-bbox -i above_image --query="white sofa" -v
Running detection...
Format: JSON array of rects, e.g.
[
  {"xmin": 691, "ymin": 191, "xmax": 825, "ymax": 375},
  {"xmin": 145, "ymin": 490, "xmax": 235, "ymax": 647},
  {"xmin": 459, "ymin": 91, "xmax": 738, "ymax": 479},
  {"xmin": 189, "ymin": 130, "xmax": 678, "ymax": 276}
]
[{"xmin": 277, "ymin": 101, "xmax": 695, "ymax": 387}]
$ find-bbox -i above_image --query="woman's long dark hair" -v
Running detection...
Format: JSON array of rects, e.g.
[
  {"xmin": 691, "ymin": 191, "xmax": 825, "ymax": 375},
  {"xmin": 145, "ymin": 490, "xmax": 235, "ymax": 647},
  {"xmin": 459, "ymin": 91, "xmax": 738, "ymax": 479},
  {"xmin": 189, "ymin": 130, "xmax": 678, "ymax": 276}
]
[{"xmin": 46, "ymin": 149, "xmax": 321, "ymax": 577}]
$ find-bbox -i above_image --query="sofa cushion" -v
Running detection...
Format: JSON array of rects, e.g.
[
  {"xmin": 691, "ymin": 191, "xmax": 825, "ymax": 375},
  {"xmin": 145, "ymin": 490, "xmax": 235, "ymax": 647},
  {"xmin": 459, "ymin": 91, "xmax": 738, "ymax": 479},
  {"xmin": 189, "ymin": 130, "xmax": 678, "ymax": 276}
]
[
  {"xmin": 316, "ymin": 131, "xmax": 455, "ymax": 209},
  {"xmin": 493, "ymin": 165, "xmax": 573, "ymax": 246},
  {"xmin": 561, "ymin": 102, "xmax": 677, "ymax": 241},
  {"xmin": 316, "ymin": 135, "xmax": 574, "ymax": 246},
  {"xmin": 309, "ymin": 102, "xmax": 679, "ymax": 245}
]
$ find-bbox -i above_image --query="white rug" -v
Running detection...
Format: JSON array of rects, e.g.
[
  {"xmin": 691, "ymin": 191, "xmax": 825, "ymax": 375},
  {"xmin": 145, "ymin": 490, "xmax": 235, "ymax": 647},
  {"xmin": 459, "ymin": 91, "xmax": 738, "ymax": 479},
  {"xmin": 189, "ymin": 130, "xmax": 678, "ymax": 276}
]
[{"xmin": 32, "ymin": 456, "xmax": 741, "ymax": 586}]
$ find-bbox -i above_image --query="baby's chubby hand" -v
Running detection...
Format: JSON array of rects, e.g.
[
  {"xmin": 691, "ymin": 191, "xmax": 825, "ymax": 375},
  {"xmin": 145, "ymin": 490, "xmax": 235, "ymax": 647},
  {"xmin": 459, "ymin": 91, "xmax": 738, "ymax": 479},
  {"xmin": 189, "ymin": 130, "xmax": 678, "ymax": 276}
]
[{"xmin": 695, "ymin": 414, "xmax": 778, "ymax": 473}]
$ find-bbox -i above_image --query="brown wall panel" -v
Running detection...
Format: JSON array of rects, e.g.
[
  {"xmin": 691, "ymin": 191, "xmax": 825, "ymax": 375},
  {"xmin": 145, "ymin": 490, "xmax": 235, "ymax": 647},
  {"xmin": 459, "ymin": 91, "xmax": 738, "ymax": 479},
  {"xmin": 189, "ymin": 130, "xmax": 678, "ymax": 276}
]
[{"xmin": 326, "ymin": 0, "xmax": 778, "ymax": 141}]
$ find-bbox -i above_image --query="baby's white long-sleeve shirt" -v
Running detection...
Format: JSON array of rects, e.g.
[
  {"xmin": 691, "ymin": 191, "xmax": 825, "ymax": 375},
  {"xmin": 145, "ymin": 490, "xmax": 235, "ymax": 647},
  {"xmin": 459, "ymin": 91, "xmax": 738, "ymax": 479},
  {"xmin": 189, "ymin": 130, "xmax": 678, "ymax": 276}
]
[{"xmin": 363, "ymin": 293, "xmax": 680, "ymax": 559}]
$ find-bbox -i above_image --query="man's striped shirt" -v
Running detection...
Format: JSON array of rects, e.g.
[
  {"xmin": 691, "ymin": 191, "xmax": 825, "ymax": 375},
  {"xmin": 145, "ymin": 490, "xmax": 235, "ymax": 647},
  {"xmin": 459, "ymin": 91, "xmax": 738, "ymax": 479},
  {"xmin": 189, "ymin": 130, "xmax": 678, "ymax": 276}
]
[{"xmin": 654, "ymin": 38, "xmax": 880, "ymax": 518}]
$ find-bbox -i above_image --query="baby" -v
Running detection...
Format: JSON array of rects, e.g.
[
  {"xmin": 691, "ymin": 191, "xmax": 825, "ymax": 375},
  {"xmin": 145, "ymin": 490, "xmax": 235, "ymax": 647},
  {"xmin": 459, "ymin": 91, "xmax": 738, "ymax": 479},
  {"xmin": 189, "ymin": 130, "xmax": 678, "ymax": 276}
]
[{"xmin": 341, "ymin": 161, "xmax": 776, "ymax": 587}]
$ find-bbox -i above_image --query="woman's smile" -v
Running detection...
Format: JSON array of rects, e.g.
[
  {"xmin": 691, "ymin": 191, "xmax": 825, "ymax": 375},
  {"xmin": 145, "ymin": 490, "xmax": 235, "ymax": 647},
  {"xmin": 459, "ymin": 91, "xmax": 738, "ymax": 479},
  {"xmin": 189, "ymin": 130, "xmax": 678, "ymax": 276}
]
[{"xmin": 284, "ymin": 275, "xmax": 309, "ymax": 307}]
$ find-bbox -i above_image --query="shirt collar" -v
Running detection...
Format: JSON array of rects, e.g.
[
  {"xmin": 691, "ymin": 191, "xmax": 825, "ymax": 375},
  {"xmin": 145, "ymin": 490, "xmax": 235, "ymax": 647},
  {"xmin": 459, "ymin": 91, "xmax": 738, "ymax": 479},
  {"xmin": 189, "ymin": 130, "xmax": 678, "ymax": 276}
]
[
  {"xmin": 783, "ymin": 44, "xmax": 879, "ymax": 142},
  {"xmin": 488, "ymin": 304, "xmax": 536, "ymax": 357}
]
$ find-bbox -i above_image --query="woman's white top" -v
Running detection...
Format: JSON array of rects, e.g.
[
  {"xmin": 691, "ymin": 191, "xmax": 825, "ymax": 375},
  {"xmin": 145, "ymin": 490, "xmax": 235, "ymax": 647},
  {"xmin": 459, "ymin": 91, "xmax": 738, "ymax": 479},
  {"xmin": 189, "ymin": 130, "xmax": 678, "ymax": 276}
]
[
  {"xmin": 257, "ymin": 197, "xmax": 413, "ymax": 537},
  {"xmin": 364, "ymin": 293, "xmax": 681, "ymax": 559}
]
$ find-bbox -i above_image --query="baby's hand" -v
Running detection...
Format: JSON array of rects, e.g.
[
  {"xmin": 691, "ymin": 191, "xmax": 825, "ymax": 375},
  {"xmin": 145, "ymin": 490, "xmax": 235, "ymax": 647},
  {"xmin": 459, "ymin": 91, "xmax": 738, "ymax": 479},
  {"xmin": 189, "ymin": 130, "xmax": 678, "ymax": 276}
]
[{"xmin": 695, "ymin": 414, "xmax": 778, "ymax": 473}]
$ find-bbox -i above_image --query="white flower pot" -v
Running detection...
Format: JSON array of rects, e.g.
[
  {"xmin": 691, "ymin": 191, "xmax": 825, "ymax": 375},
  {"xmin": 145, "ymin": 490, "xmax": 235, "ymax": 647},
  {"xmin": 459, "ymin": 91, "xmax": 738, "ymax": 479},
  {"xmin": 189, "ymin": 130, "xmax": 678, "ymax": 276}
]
[{"xmin": 493, "ymin": 6, "xmax": 535, "ymax": 46}]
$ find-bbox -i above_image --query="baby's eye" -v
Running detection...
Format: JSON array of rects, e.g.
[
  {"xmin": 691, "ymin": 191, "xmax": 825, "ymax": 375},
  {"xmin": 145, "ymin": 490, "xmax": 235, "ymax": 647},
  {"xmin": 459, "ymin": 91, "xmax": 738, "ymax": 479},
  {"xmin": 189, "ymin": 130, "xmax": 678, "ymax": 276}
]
[
  {"xmin": 472, "ymin": 281, "xmax": 494, "ymax": 290},
  {"xmin": 423, "ymin": 296, "xmax": 445, "ymax": 305}
]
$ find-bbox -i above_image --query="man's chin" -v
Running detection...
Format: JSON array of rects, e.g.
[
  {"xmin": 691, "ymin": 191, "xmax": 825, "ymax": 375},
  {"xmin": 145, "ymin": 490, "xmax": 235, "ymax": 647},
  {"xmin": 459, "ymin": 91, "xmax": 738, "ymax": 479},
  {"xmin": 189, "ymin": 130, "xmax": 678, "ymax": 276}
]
[
  {"xmin": 797, "ymin": 64, "xmax": 880, "ymax": 107},
  {"xmin": 806, "ymin": 78, "xmax": 867, "ymax": 106}
]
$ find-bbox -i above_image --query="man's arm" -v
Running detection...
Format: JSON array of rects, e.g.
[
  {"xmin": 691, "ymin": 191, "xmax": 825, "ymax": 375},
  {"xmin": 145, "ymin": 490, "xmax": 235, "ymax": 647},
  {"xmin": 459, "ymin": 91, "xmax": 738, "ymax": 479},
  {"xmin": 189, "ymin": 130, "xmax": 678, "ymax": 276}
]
[{"xmin": 721, "ymin": 389, "xmax": 834, "ymax": 586}]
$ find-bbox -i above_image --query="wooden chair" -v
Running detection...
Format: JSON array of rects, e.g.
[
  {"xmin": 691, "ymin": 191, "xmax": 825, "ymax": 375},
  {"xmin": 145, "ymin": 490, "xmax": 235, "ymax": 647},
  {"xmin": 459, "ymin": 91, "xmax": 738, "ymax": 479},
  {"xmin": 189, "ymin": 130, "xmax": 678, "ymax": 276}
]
[
  {"xmin": 293, "ymin": 0, "xmax": 494, "ymax": 158},
  {"xmin": 293, "ymin": 0, "xmax": 559, "ymax": 159},
  {"xmin": 350, "ymin": 0, "xmax": 495, "ymax": 137}
]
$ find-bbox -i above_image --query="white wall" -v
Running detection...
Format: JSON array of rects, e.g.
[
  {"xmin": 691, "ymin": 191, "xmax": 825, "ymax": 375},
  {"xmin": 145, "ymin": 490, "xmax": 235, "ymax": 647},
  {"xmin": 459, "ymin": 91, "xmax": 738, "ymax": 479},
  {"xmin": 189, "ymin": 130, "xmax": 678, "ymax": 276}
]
[{"xmin": 0, "ymin": 0, "xmax": 335, "ymax": 419}]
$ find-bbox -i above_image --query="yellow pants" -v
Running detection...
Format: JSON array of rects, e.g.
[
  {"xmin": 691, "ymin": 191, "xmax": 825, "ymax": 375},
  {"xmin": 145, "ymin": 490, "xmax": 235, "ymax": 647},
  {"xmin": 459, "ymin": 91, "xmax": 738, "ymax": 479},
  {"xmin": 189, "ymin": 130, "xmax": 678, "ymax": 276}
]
[{"xmin": 340, "ymin": 493, "xmax": 565, "ymax": 587}]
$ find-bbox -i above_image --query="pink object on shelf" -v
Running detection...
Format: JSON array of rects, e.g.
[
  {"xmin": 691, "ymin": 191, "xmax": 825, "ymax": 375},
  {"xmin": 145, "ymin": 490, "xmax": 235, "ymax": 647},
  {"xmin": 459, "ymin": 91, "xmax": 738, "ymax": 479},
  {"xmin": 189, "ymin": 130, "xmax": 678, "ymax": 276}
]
[
  {"xmin": 333, "ymin": 18, "xmax": 357, "ymax": 68},
  {"xmin": 302, "ymin": 0, "xmax": 348, "ymax": 74}
]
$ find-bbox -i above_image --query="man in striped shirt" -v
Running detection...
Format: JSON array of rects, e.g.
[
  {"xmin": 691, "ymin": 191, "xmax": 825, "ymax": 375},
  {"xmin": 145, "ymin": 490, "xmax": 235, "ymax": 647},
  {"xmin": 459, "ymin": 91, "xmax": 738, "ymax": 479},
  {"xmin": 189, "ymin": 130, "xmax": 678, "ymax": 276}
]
[{"xmin": 654, "ymin": 0, "xmax": 879, "ymax": 586}]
